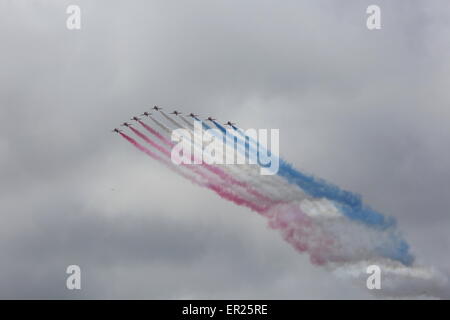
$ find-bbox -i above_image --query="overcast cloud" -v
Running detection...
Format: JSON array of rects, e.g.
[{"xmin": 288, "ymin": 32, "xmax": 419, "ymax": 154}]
[{"xmin": 0, "ymin": 0, "xmax": 449, "ymax": 299}]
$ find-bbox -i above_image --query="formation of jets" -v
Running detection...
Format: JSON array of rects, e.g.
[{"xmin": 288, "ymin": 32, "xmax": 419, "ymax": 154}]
[{"xmin": 112, "ymin": 106, "xmax": 237, "ymax": 133}]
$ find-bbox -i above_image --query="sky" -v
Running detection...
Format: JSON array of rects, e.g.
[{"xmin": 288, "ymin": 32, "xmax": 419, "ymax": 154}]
[{"xmin": 0, "ymin": 0, "xmax": 449, "ymax": 299}]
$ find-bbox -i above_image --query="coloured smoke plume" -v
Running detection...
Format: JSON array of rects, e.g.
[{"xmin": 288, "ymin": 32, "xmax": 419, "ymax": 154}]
[{"xmin": 115, "ymin": 109, "xmax": 450, "ymax": 299}]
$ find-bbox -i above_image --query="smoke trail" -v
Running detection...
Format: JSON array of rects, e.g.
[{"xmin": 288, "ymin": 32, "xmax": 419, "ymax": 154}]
[
  {"xmin": 194, "ymin": 118, "xmax": 412, "ymax": 265},
  {"xmin": 153, "ymin": 114, "xmax": 413, "ymax": 266},
  {"xmin": 129, "ymin": 126, "xmax": 171, "ymax": 158},
  {"xmin": 161, "ymin": 118, "xmax": 306, "ymax": 203},
  {"xmin": 116, "ymin": 112, "xmax": 448, "ymax": 298},
  {"xmin": 160, "ymin": 110, "xmax": 185, "ymax": 128},
  {"xmin": 173, "ymin": 117, "xmax": 399, "ymax": 230},
  {"xmin": 135, "ymin": 117, "xmax": 410, "ymax": 264},
  {"xmin": 143, "ymin": 117, "xmax": 300, "ymax": 204},
  {"xmin": 331, "ymin": 260, "xmax": 450, "ymax": 299},
  {"xmin": 119, "ymin": 132, "xmax": 203, "ymax": 185},
  {"xmin": 212, "ymin": 121, "xmax": 395, "ymax": 230},
  {"xmin": 179, "ymin": 115, "xmax": 195, "ymax": 129},
  {"xmin": 132, "ymin": 124, "xmax": 275, "ymax": 209},
  {"xmin": 264, "ymin": 198, "xmax": 450, "ymax": 298},
  {"xmin": 148, "ymin": 115, "xmax": 172, "ymax": 135},
  {"xmin": 121, "ymin": 131, "xmax": 269, "ymax": 213},
  {"xmin": 216, "ymin": 121, "xmax": 354, "ymax": 202}
]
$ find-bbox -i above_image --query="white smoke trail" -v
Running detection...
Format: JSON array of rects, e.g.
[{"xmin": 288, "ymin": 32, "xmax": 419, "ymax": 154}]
[
  {"xmin": 331, "ymin": 260, "xmax": 450, "ymax": 299},
  {"xmin": 144, "ymin": 113, "xmax": 450, "ymax": 299},
  {"xmin": 137, "ymin": 119, "xmax": 276, "ymax": 207},
  {"xmin": 266, "ymin": 198, "xmax": 450, "ymax": 299},
  {"xmin": 153, "ymin": 114, "xmax": 306, "ymax": 203},
  {"xmin": 179, "ymin": 114, "xmax": 195, "ymax": 129}
]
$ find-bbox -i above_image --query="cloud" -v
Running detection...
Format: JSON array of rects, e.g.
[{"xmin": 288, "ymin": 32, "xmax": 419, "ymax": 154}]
[{"xmin": 0, "ymin": 0, "xmax": 449, "ymax": 298}]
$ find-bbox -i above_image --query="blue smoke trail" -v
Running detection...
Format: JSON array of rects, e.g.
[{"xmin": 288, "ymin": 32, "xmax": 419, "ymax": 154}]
[
  {"xmin": 195, "ymin": 118, "xmax": 250, "ymax": 159},
  {"xmin": 209, "ymin": 120, "xmax": 412, "ymax": 265},
  {"xmin": 374, "ymin": 232, "xmax": 414, "ymax": 266},
  {"xmin": 146, "ymin": 116, "xmax": 413, "ymax": 266},
  {"xmin": 210, "ymin": 121, "xmax": 395, "ymax": 230}
]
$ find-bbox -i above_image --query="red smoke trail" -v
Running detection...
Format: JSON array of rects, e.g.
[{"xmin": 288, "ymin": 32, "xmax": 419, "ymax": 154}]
[
  {"xmin": 208, "ymin": 184, "xmax": 267, "ymax": 213},
  {"xmin": 120, "ymin": 133, "xmax": 332, "ymax": 265},
  {"xmin": 129, "ymin": 127, "xmax": 215, "ymax": 183},
  {"xmin": 130, "ymin": 126, "xmax": 172, "ymax": 158},
  {"xmin": 120, "ymin": 132, "xmax": 203, "ymax": 185},
  {"xmin": 267, "ymin": 203, "xmax": 334, "ymax": 265},
  {"xmin": 120, "ymin": 132, "xmax": 164, "ymax": 161},
  {"xmin": 121, "ymin": 131, "xmax": 268, "ymax": 213},
  {"xmin": 137, "ymin": 121, "xmax": 275, "ymax": 209},
  {"xmin": 138, "ymin": 120, "xmax": 168, "ymax": 144}
]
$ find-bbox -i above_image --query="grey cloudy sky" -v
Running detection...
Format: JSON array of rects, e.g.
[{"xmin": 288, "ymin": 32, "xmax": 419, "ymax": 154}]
[{"xmin": 0, "ymin": 0, "xmax": 449, "ymax": 299}]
